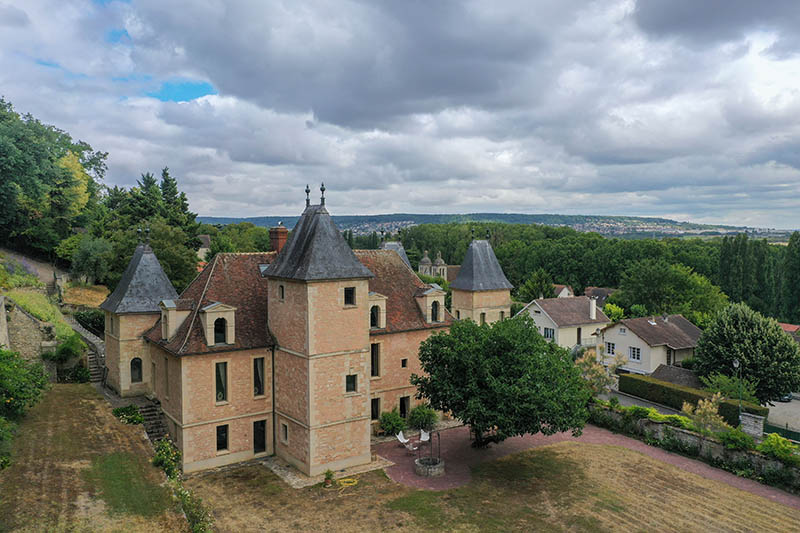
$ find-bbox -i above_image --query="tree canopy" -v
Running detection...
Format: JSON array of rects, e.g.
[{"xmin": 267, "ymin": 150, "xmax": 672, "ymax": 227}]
[
  {"xmin": 411, "ymin": 315, "xmax": 590, "ymax": 446},
  {"xmin": 695, "ymin": 303, "xmax": 800, "ymax": 405}
]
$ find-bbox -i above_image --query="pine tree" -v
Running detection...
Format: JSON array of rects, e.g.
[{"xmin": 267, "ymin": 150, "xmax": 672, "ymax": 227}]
[{"xmin": 782, "ymin": 232, "xmax": 800, "ymax": 322}]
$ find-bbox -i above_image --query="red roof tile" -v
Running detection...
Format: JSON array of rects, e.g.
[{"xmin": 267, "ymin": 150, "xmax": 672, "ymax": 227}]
[{"xmin": 780, "ymin": 323, "xmax": 800, "ymax": 334}]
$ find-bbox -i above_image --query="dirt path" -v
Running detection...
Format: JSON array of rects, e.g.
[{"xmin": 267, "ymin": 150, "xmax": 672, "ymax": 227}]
[
  {"xmin": 376, "ymin": 423, "xmax": 800, "ymax": 510},
  {"xmin": 0, "ymin": 247, "xmax": 66, "ymax": 283}
]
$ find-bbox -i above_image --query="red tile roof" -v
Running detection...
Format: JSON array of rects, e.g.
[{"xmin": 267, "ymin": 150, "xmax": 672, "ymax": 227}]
[
  {"xmin": 355, "ymin": 250, "xmax": 452, "ymax": 334},
  {"xmin": 145, "ymin": 252, "xmax": 276, "ymax": 355},
  {"xmin": 780, "ymin": 323, "xmax": 800, "ymax": 334}
]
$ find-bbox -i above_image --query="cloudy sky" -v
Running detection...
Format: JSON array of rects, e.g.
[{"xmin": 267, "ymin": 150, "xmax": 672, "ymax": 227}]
[{"xmin": 2, "ymin": 1, "xmax": 800, "ymax": 227}]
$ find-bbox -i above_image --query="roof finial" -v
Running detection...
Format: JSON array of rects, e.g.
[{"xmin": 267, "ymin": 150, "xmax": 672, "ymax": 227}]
[
  {"xmin": 137, "ymin": 227, "xmax": 143, "ymax": 243},
  {"xmin": 320, "ymin": 182, "xmax": 326, "ymax": 206},
  {"xmin": 470, "ymin": 227, "xmax": 475, "ymax": 240},
  {"xmin": 486, "ymin": 229, "xmax": 490, "ymax": 240},
  {"xmin": 305, "ymin": 184, "xmax": 311, "ymax": 207},
  {"xmin": 145, "ymin": 226, "xmax": 151, "ymax": 245},
  {"xmin": 380, "ymin": 229, "xmax": 385, "ymax": 242}
]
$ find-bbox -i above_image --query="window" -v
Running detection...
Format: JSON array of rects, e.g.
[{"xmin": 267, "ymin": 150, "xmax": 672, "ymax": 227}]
[
  {"xmin": 401, "ymin": 358, "xmax": 408, "ymax": 368},
  {"xmin": 344, "ymin": 287, "xmax": 356, "ymax": 306},
  {"xmin": 629, "ymin": 346, "xmax": 641, "ymax": 361},
  {"xmin": 431, "ymin": 300, "xmax": 440, "ymax": 322},
  {"xmin": 370, "ymin": 344, "xmax": 380, "ymax": 377},
  {"xmin": 619, "ymin": 327, "xmax": 627, "ymax": 335},
  {"xmin": 606, "ymin": 342, "xmax": 616, "ymax": 355},
  {"xmin": 543, "ymin": 327, "xmax": 555, "ymax": 340},
  {"xmin": 215, "ymin": 362, "xmax": 227, "ymax": 402},
  {"xmin": 346, "ymin": 374, "xmax": 357, "ymax": 393},
  {"xmin": 370, "ymin": 305, "xmax": 380, "ymax": 328},
  {"xmin": 280, "ymin": 422, "xmax": 289, "ymax": 444},
  {"xmin": 279, "ymin": 285, "xmax": 285, "ymax": 301},
  {"xmin": 130, "ymin": 358, "xmax": 142, "ymax": 383},
  {"xmin": 254, "ymin": 357, "xmax": 265, "ymax": 396},
  {"xmin": 667, "ymin": 348, "xmax": 674, "ymax": 366},
  {"xmin": 216, "ymin": 424, "xmax": 229, "ymax": 451},
  {"xmin": 214, "ymin": 317, "xmax": 227, "ymax": 344},
  {"xmin": 456, "ymin": 310, "xmax": 460, "ymax": 319},
  {"xmin": 399, "ymin": 396, "xmax": 410, "ymax": 418},
  {"xmin": 500, "ymin": 311, "xmax": 505, "ymax": 320},
  {"xmin": 164, "ymin": 356, "xmax": 169, "ymax": 398},
  {"xmin": 254, "ymin": 420, "xmax": 266, "ymax": 454},
  {"xmin": 480, "ymin": 312, "xmax": 486, "ymax": 325},
  {"xmin": 371, "ymin": 398, "xmax": 381, "ymax": 421}
]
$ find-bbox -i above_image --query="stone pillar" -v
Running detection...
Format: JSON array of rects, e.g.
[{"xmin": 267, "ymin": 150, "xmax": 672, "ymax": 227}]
[{"xmin": 740, "ymin": 412, "xmax": 765, "ymax": 438}]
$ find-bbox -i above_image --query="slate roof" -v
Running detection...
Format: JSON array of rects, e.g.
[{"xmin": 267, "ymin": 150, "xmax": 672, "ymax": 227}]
[
  {"xmin": 446, "ymin": 265, "xmax": 461, "ymax": 283},
  {"xmin": 355, "ymin": 250, "xmax": 453, "ymax": 334},
  {"xmin": 197, "ymin": 234, "xmax": 211, "ymax": 248},
  {"xmin": 145, "ymin": 253, "xmax": 276, "ymax": 355},
  {"xmin": 612, "ymin": 314, "xmax": 701, "ymax": 350},
  {"xmin": 381, "ymin": 241, "xmax": 412, "ymax": 269},
  {"xmin": 528, "ymin": 296, "xmax": 610, "ymax": 327},
  {"xmin": 100, "ymin": 244, "xmax": 178, "ymax": 314},
  {"xmin": 450, "ymin": 240, "xmax": 513, "ymax": 291},
  {"xmin": 651, "ymin": 364, "xmax": 702, "ymax": 389},
  {"xmin": 553, "ymin": 284, "xmax": 574, "ymax": 297},
  {"xmin": 263, "ymin": 204, "xmax": 374, "ymax": 281},
  {"xmin": 583, "ymin": 286, "xmax": 616, "ymax": 307}
]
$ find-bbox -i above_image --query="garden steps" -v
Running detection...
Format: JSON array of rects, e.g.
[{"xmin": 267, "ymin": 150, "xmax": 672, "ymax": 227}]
[
  {"xmin": 139, "ymin": 403, "xmax": 169, "ymax": 443},
  {"xmin": 87, "ymin": 350, "xmax": 102, "ymax": 383}
]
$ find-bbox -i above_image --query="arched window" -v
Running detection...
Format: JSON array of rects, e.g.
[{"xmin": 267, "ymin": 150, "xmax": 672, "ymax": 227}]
[
  {"xmin": 431, "ymin": 300, "xmax": 440, "ymax": 323},
  {"xmin": 130, "ymin": 357, "xmax": 142, "ymax": 383},
  {"xmin": 214, "ymin": 317, "xmax": 227, "ymax": 344},
  {"xmin": 370, "ymin": 305, "xmax": 380, "ymax": 328}
]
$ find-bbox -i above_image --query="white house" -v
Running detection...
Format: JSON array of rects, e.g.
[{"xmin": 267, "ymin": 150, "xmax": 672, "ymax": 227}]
[
  {"xmin": 599, "ymin": 314, "xmax": 701, "ymax": 374},
  {"xmin": 517, "ymin": 296, "xmax": 610, "ymax": 350}
]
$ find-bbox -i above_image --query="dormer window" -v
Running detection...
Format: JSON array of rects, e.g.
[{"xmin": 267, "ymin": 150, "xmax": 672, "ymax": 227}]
[
  {"xmin": 370, "ymin": 305, "xmax": 380, "ymax": 328},
  {"xmin": 214, "ymin": 318, "xmax": 227, "ymax": 344},
  {"xmin": 368, "ymin": 292, "xmax": 387, "ymax": 329}
]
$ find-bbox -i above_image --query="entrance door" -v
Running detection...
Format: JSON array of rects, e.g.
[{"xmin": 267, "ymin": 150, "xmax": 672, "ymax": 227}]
[
  {"xmin": 254, "ymin": 420, "xmax": 266, "ymax": 454},
  {"xmin": 577, "ymin": 327, "xmax": 582, "ymax": 345},
  {"xmin": 399, "ymin": 396, "xmax": 410, "ymax": 419}
]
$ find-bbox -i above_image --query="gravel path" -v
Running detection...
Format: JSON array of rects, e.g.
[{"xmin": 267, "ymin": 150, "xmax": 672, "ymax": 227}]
[
  {"xmin": 375, "ymin": 424, "xmax": 800, "ymax": 510},
  {"xmin": 0, "ymin": 248, "xmax": 66, "ymax": 283}
]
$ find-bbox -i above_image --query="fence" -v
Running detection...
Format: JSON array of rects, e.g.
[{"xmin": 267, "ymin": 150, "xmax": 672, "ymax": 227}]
[{"xmin": 764, "ymin": 422, "xmax": 800, "ymax": 443}]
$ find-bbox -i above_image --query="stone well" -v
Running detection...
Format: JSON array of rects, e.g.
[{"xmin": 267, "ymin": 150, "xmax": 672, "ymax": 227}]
[{"xmin": 414, "ymin": 457, "xmax": 445, "ymax": 477}]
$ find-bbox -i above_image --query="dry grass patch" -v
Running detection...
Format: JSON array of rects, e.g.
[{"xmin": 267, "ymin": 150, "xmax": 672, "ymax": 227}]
[
  {"xmin": 188, "ymin": 441, "xmax": 800, "ymax": 533},
  {"xmin": 0, "ymin": 384, "xmax": 186, "ymax": 532},
  {"xmin": 62, "ymin": 284, "xmax": 109, "ymax": 307}
]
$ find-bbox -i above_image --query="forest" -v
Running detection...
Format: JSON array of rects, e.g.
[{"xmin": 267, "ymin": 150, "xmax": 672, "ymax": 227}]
[{"xmin": 2, "ymin": 97, "xmax": 799, "ymax": 326}]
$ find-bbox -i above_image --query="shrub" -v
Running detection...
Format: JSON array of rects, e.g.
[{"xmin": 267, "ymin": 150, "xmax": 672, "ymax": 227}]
[
  {"xmin": 0, "ymin": 349, "xmax": 49, "ymax": 420},
  {"xmin": 379, "ymin": 408, "xmax": 406, "ymax": 436},
  {"xmin": 679, "ymin": 357, "xmax": 696, "ymax": 370},
  {"xmin": 74, "ymin": 308, "xmax": 104, "ymax": 334},
  {"xmin": 681, "ymin": 393, "xmax": 730, "ymax": 437},
  {"xmin": 760, "ymin": 466, "xmax": 796, "ymax": 489},
  {"xmin": 407, "ymin": 405, "xmax": 437, "ymax": 431},
  {"xmin": 63, "ymin": 364, "xmax": 90, "ymax": 383},
  {"xmin": 718, "ymin": 427, "xmax": 755, "ymax": 451},
  {"xmin": 701, "ymin": 373, "xmax": 759, "ymax": 405},
  {"xmin": 112, "ymin": 405, "xmax": 144, "ymax": 425},
  {"xmin": 152, "ymin": 438, "xmax": 182, "ymax": 480},
  {"xmin": 618, "ymin": 373, "xmax": 768, "ymax": 426},
  {"xmin": 757, "ymin": 433, "xmax": 800, "ymax": 467},
  {"xmin": 0, "ymin": 416, "xmax": 16, "ymax": 469},
  {"xmin": 173, "ymin": 481, "xmax": 215, "ymax": 532},
  {"xmin": 324, "ymin": 469, "xmax": 335, "ymax": 482},
  {"xmin": 52, "ymin": 334, "xmax": 85, "ymax": 363}
]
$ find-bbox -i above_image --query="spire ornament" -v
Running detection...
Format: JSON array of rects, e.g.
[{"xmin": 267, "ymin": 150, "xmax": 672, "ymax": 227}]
[
  {"xmin": 305, "ymin": 184, "xmax": 311, "ymax": 207},
  {"xmin": 320, "ymin": 182, "xmax": 326, "ymax": 206}
]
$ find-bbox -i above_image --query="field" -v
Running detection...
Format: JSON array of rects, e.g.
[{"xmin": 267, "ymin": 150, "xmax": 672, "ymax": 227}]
[
  {"xmin": 0, "ymin": 384, "xmax": 186, "ymax": 532},
  {"xmin": 186, "ymin": 441, "xmax": 800, "ymax": 533},
  {"xmin": 62, "ymin": 284, "xmax": 110, "ymax": 307}
]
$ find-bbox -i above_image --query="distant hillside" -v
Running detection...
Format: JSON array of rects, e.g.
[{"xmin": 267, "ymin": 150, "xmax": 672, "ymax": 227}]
[{"xmin": 197, "ymin": 212, "xmax": 789, "ymax": 239}]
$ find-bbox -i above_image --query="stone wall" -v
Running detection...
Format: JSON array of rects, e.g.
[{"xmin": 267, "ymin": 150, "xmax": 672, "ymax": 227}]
[
  {"xmin": 0, "ymin": 296, "xmax": 9, "ymax": 349},
  {"xmin": 4, "ymin": 298, "xmax": 58, "ymax": 380},
  {"xmin": 741, "ymin": 412, "xmax": 766, "ymax": 438}
]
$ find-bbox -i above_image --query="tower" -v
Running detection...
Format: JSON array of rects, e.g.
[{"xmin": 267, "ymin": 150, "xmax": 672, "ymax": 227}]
[
  {"xmin": 264, "ymin": 184, "xmax": 375, "ymax": 475},
  {"xmin": 418, "ymin": 250, "xmax": 432, "ymax": 276},
  {"xmin": 450, "ymin": 232, "xmax": 513, "ymax": 324},
  {"xmin": 100, "ymin": 238, "xmax": 178, "ymax": 397}
]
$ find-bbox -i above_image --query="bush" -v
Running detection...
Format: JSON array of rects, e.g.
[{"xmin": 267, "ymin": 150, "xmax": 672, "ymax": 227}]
[
  {"xmin": 51, "ymin": 334, "xmax": 85, "ymax": 363},
  {"xmin": 757, "ymin": 433, "xmax": 800, "ymax": 467},
  {"xmin": 62, "ymin": 364, "xmax": 90, "ymax": 383},
  {"xmin": 407, "ymin": 405, "xmax": 437, "ymax": 431},
  {"xmin": 152, "ymin": 438, "xmax": 182, "ymax": 480},
  {"xmin": 0, "ymin": 349, "xmax": 49, "ymax": 420},
  {"xmin": 0, "ymin": 416, "xmax": 16, "ymax": 469},
  {"xmin": 74, "ymin": 308, "xmax": 104, "ymax": 334},
  {"xmin": 173, "ymin": 481, "xmax": 215, "ymax": 532},
  {"xmin": 701, "ymin": 373, "xmax": 759, "ymax": 405},
  {"xmin": 679, "ymin": 357, "xmax": 696, "ymax": 370},
  {"xmin": 379, "ymin": 408, "xmax": 406, "ymax": 436},
  {"xmin": 618, "ymin": 373, "xmax": 768, "ymax": 427},
  {"xmin": 0, "ymin": 259, "xmax": 43, "ymax": 289},
  {"xmin": 112, "ymin": 405, "xmax": 144, "ymax": 425},
  {"xmin": 717, "ymin": 427, "xmax": 755, "ymax": 451}
]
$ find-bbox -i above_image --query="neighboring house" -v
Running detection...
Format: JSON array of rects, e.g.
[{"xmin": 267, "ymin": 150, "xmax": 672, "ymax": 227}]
[
  {"xmin": 599, "ymin": 314, "xmax": 701, "ymax": 374},
  {"xmin": 779, "ymin": 323, "xmax": 800, "ymax": 344},
  {"xmin": 197, "ymin": 234, "xmax": 211, "ymax": 261},
  {"xmin": 101, "ymin": 188, "xmax": 515, "ymax": 475},
  {"xmin": 380, "ymin": 241, "xmax": 412, "ymax": 269},
  {"xmin": 450, "ymin": 238, "xmax": 513, "ymax": 325},
  {"xmin": 553, "ymin": 284, "xmax": 574, "ymax": 298},
  {"xmin": 417, "ymin": 250, "xmax": 460, "ymax": 282},
  {"xmin": 583, "ymin": 286, "xmax": 616, "ymax": 308},
  {"xmin": 516, "ymin": 296, "xmax": 610, "ymax": 349}
]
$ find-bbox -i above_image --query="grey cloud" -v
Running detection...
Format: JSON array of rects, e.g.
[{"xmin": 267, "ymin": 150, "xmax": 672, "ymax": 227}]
[{"xmin": 0, "ymin": 3, "xmax": 30, "ymax": 27}]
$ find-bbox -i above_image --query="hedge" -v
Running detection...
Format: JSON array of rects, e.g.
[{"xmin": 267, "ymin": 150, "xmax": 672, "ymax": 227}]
[{"xmin": 618, "ymin": 373, "xmax": 768, "ymax": 427}]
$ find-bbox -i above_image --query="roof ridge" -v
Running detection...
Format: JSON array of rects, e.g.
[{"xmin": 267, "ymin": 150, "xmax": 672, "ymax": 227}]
[{"xmin": 178, "ymin": 254, "xmax": 219, "ymax": 353}]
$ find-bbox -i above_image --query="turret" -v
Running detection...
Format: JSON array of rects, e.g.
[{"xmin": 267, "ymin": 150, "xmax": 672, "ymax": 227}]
[{"xmin": 450, "ymin": 231, "xmax": 513, "ymax": 324}]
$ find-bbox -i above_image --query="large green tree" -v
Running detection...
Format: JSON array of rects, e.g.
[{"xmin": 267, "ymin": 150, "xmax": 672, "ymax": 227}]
[
  {"xmin": 782, "ymin": 232, "xmax": 800, "ymax": 323},
  {"xmin": 411, "ymin": 315, "xmax": 590, "ymax": 446},
  {"xmin": 516, "ymin": 268, "xmax": 553, "ymax": 303},
  {"xmin": 695, "ymin": 303, "xmax": 800, "ymax": 405}
]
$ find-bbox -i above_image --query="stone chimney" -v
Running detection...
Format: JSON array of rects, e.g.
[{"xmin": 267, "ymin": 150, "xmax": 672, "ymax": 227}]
[
  {"xmin": 269, "ymin": 224, "xmax": 288, "ymax": 253},
  {"xmin": 589, "ymin": 296, "xmax": 597, "ymax": 320}
]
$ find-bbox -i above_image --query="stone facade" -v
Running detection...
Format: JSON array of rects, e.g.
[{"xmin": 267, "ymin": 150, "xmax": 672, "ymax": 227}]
[
  {"xmin": 104, "ymin": 311, "xmax": 160, "ymax": 397},
  {"xmin": 451, "ymin": 288, "xmax": 510, "ymax": 324}
]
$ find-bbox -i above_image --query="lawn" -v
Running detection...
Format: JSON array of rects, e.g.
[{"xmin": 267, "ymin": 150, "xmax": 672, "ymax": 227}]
[
  {"xmin": 0, "ymin": 384, "xmax": 186, "ymax": 532},
  {"xmin": 62, "ymin": 284, "xmax": 110, "ymax": 307},
  {"xmin": 186, "ymin": 441, "xmax": 800, "ymax": 532}
]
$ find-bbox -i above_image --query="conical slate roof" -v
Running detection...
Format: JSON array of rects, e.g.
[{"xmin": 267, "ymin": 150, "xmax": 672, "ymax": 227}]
[
  {"xmin": 381, "ymin": 241, "xmax": 412, "ymax": 269},
  {"xmin": 100, "ymin": 244, "xmax": 178, "ymax": 314},
  {"xmin": 450, "ymin": 240, "xmax": 513, "ymax": 292},
  {"xmin": 264, "ymin": 204, "xmax": 374, "ymax": 281}
]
